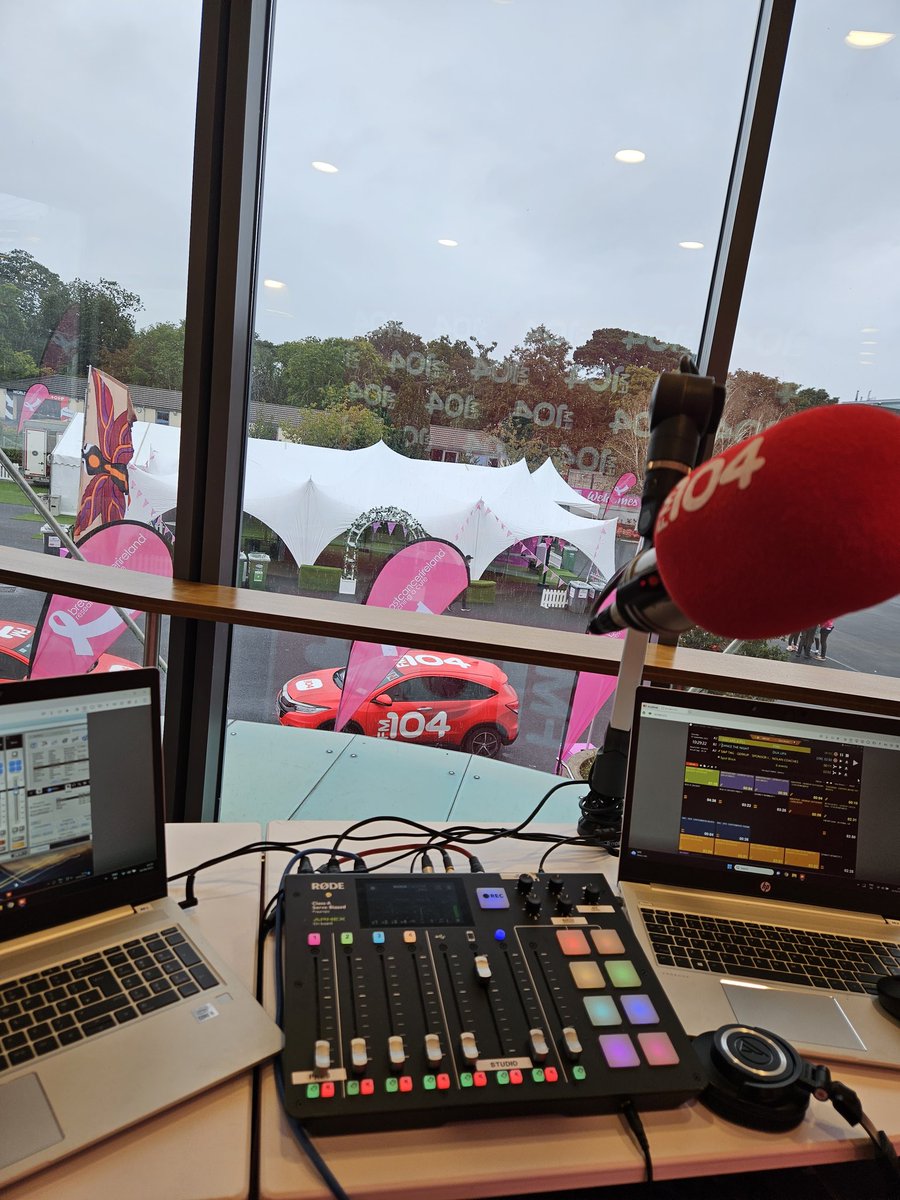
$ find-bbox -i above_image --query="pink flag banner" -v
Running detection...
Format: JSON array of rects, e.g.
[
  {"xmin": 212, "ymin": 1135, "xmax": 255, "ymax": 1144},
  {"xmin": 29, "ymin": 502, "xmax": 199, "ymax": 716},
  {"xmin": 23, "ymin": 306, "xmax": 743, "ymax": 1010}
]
[
  {"xmin": 601, "ymin": 470, "xmax": 637, "ymax": 519},
  {"xmin": 73, "ymin": 368, "xmax": 136, "ymax": 541},
  {"xmin": 334, "ymin": 539, "xmax": 469, "ymax": 732},
  {"xmin": 558, "ymin": 592, "xmax": 626, "ymax": 766},
  {"xmin": 29, "ymin": 521, "xmax": 173, "ymax": 679},
  {"xmin": 17, "ymin": 383, "xmax": 50, "ymax": 431}
]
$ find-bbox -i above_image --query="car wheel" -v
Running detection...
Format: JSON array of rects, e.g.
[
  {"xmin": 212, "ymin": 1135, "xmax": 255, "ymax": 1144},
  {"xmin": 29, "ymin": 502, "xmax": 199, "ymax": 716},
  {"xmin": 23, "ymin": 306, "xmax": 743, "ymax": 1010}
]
[
  {"xmin": 317, "ymin": 719, "xmax": 363, "ymax": 734},
  {"xmin": 462, "ymin": 725, "xmax": 503, "ymax": 758}
]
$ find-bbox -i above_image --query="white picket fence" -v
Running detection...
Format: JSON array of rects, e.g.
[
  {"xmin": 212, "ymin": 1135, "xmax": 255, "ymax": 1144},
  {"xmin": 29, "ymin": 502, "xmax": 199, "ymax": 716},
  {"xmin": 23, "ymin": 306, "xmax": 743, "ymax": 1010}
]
[{"xmin": 539, "ymin": 587, "xmax": 568, "ymax": 609}]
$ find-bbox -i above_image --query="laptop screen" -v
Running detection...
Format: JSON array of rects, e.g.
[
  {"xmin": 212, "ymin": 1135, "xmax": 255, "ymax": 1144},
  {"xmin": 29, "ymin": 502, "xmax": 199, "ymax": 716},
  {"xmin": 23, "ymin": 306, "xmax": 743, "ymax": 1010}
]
[
  {"xmin": 619, "ymin": 687, "xmax": 900, "ymax": 919},
  {"xmin": 0, "ymin": 669, "xmax": 166, "ymax": 942}
]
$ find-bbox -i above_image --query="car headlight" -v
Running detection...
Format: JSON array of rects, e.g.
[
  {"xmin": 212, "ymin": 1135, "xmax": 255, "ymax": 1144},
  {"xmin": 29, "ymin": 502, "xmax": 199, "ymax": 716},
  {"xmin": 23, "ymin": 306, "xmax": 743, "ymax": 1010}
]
[{"xmin": 288, "ymin": 702, "xmax": 331, "ymax": 715}]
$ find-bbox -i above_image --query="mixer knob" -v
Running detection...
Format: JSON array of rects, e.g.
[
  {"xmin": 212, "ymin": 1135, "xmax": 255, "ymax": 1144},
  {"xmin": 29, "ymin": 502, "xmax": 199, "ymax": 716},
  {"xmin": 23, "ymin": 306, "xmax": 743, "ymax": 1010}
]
[
  {"xmin": 350, "ymin": 1037, "xmax": 368, "ymax": 1073},
  {"xmin": 546, "ymin": 875, "xmax": 565, "ymax": 895},
  {"xmin": 460, "ymin": 1030, "xmax": 479, "ymax": 1062},
  {"xmin": 528, "ymin": 1028, "xmax": 549, "ymax": 1061},
  {"xmin": 388, "ymin": 1035, "xmax": 406, "ymax": 1068},
  {"xmin": 314, "ymin": 1039, "xmax": 331, "ymax": 1073},
  {"xmin": 556, "ymin": 892, "xmax": 574, "ymax": 915},
  {"xmin": 474, "ymin": 954, "xmax": 492, "ymax": 982},
  {"xmin": 561, "ymin": 1027, "xmax": 583, "ymax": 1059},
  {"xmin": 583, "ymin": 881, "xmax": 602, "ymax": 903},
  {"xmin": 517, "ymin": 873, "xmax": 534, "ymax": 894},
  {"xmin": 425, "ymin": 1033, "xmax": 443, "ymax": 1065},
  {"xmin": 525, "ymin": 895, "xmax": 542, "ymax": 917}
]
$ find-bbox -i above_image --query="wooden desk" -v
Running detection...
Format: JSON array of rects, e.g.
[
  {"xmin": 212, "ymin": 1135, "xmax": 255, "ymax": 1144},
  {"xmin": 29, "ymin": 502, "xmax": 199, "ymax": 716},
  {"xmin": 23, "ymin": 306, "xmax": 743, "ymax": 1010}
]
[
  {"xmin": 9, "ymin": 823, "xmax": 264, "ymax": 1200},
  {"xmin": 258, "ymin": 820, "xmax": 900, "ymax": 1199}
]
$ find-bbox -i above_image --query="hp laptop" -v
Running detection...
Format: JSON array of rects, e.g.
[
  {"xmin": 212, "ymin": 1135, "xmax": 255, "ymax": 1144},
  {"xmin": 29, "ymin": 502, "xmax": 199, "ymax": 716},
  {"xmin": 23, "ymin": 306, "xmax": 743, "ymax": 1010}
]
[
  {"xmin": 618, "ymin": 686, "xmax": 900, "ymax": 1068},
  {"xmin": 0, "ymin": 669, "xmax": 282, "ymax": 1187}
]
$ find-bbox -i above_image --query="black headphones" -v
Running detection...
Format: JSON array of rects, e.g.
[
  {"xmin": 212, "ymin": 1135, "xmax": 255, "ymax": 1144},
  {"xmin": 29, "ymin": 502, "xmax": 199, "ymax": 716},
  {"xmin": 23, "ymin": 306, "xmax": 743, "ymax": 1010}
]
[{"xmin": 693, "ymin": 1025, "xmax": 900, "ymax": 1186}]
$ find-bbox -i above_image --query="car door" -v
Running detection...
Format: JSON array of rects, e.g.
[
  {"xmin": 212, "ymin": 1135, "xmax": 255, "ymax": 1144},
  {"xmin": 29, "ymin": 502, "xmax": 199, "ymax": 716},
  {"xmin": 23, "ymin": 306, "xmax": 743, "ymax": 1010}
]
[{"xmin": 362, "ymin": 676, "xmax": 454, "ymax": 746}]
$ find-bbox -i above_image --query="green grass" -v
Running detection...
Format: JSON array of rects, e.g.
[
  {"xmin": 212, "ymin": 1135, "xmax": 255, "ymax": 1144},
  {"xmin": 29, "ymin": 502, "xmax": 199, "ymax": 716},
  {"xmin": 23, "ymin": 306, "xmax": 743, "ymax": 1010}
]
[{"xmin": 0, "ymin": 480, "xmax": 47, "ymax": 505}]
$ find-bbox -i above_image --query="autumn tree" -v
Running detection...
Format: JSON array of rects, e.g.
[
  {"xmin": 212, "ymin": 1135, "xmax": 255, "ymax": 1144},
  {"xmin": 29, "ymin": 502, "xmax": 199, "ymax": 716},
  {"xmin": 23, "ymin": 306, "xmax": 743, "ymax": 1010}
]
[{"xmin": 281, "ymin": 402, "xmax": 385, "ymax": 450}]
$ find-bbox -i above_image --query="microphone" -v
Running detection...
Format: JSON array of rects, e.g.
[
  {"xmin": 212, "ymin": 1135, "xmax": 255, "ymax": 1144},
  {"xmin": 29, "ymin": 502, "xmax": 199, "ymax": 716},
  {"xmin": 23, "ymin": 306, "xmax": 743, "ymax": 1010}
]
[{"xmin": 589, "ymin": 403, "xmax": 900, "ymax": 641}]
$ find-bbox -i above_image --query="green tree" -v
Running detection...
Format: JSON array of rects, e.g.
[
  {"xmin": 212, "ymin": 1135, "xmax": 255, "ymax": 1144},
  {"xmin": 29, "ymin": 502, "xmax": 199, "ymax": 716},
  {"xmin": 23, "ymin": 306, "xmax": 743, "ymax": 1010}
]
[
  {"xmin": 281, "ymin": 402, "xmax": 385, "ymax": 449},
  {"xmin": 73, "ymin": 277, "xmax": 142, "ymax": 375},
  {"xmin": 103, "ymin": 321, "xmax": 185, "ymax": 390},
  {"xmin": 279, "ymin": 336, "xmax": 383, "ymax": 408}
]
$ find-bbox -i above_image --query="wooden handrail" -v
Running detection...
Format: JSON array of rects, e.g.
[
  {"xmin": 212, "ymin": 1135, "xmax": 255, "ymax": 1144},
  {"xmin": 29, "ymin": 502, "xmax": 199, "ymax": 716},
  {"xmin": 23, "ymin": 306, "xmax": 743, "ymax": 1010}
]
[{"xmin": 3, "ymin": 544, "xmax": 899, "ymax": 717}]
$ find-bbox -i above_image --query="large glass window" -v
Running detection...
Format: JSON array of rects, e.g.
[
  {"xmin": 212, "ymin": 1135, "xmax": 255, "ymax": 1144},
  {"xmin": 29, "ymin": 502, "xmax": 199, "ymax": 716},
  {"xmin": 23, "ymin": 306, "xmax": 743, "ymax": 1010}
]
[
  {"xmin": 0, "ymin": 1, "xmax": 201, "ymax": 680},
  {"xmin": 222, "ymin": 0, "xmax": 762, "ymax": 803}
]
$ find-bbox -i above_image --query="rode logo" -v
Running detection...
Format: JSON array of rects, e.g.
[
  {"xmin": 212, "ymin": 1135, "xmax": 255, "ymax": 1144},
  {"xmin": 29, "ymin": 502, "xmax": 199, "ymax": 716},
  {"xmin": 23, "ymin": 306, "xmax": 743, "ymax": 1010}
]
[{"xmin": 311, "ymin": 881, "xmax": 344, "ymax": 891}]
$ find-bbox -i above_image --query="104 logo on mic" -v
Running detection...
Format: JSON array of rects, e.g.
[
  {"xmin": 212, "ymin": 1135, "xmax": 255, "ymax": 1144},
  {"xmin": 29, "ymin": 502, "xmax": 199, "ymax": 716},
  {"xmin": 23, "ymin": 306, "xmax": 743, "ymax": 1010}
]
[{"xmin": 655, "ymin": 435, "xmax": 767, "ymax": 536}]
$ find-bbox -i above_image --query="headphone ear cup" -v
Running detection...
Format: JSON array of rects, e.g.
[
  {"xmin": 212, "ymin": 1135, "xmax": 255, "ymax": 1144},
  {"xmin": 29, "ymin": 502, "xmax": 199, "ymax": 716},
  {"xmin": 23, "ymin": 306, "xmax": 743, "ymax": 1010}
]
[{"xmin": 693, "ymin": 1027, "xmax": 811, "ymax": 1132}]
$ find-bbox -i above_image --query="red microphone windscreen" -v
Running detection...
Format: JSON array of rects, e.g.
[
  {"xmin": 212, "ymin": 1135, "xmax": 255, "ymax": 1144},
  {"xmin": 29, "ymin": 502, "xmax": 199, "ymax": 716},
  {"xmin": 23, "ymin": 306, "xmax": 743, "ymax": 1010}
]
[{"xmin": 654, "ymin": 404, "xmax": 900, "ymax": 639}]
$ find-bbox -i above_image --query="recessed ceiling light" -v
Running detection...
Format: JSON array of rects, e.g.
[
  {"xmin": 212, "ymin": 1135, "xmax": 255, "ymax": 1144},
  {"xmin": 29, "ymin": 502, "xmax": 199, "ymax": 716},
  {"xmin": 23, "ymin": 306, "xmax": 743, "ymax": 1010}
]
[
  {"xmin": 263, "ymin": 279, "xmax": 286, "ymax": 289},
  {"xmin": 678, "ymin": 241, "xmax": 704, "ymax": 250},
  {"xmin": 862, "ymin": 340, "xmax": 877, "ymax": 345},
  {"xmin": 861, "ymin": 327, "xmax": 879, "ymax": 333},
  {"xmin": 859, "ymin": 360, "xmax": 874, "ymax": 365},
  {"xmin": 311, "ymin": 161, "xmax": 339, "ymax": 173},
  {"xmin": 437, "ymin": 238, "xmax": 459, "ymax": 247},
  {"xmin": 845, "ymin": 30, "xmax": 895, "ymax": 48},
  {"xmin": 614, "ymin": 149, "xmax": 646, "ymax": 164}
]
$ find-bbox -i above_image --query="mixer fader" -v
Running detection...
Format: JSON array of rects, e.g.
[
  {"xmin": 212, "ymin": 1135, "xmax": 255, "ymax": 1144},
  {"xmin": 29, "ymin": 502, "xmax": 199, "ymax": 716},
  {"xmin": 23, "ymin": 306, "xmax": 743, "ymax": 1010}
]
[{"xmin": 280, "ymin": 871, "xmax": 705, "ymax": 1132}]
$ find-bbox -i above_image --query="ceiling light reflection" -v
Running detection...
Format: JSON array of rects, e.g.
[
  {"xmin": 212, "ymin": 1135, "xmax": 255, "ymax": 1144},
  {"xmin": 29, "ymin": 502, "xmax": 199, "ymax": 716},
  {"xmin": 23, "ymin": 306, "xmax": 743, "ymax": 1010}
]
[
  {"xmin": 437, "ymin": 239, "xmax": 459, "ymax": 247},
  {"xmin": 845, "ymin": 30, "xmax": 895, "ymax": 48},
  {"xmin": 614, "ymin": 149, "xmax": 645, "ymax": 164},
  {"xmin": 678, "ymin": 241, "xmax": 704, "ymax": 250},
  {"xmin": 311, "ymin": 161, "xmax": 339, "ymax": 173},
  {"xmin": 263, "ymin": 279, "xmax": 286, "ymax": 289}
]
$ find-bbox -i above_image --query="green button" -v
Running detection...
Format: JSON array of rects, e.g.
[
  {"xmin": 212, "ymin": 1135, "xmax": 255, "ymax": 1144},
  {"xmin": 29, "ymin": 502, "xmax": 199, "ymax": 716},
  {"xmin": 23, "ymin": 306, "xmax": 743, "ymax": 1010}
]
[
  {"xmin": 531, "ymin": 1068, "xmax": 545, "ymax": 1083},
  {"xmin": 497, "ymin": 1070, "xmax": 509, "ymax": 1085},
  {"xmin": 306, "ymin": 1083, "xmax": 320, "ymax": 1099},
  {"xmin": 573, "ymin": 1065, "xmax": 587, "ymax": 1081},
  {"xmin": 346, "ymin": 1080, "xmax": 360, "ymax": 1096},
  {"xmin": 340, "ymin": 932, "xmax": 353, "ymax": 945},
  {"xmin": 423, "ymin": 1075, "xmax": 437, "ymax": 1090},
  {"xmin": 460, "ymin": 1072, "xmax": 474, "ymax": 1088},
  {"xmin": 607, "ymin": 960, "xmax": 642, "ymax": 988},
  {"xmin": 385, "ymin": 1077, "xmax": 399, "ymax": 1093}
]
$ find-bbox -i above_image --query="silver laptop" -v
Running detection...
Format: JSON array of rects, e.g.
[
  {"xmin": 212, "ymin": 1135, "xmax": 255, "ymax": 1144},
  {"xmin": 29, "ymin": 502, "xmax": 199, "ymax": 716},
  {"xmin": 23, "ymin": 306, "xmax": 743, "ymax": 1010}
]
[
  {"xmin": 0, "ymin": 668, "xmax": 282, "ymax": 1187},
  {"xmin": 618, "ymin": 686, "xmax": 900, "ymax": 1069}
]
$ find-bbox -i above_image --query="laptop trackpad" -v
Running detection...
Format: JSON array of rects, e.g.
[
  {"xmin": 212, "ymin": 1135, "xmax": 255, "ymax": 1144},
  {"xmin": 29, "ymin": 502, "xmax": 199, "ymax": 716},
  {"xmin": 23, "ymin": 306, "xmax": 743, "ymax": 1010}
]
[
  {"xmin": 0, "ymin": 1074, "xmax": 64, "ymax": 1169},
  {"xmin": 721, "ymin": 983, "xmax": 866, "ymax": 1051}
]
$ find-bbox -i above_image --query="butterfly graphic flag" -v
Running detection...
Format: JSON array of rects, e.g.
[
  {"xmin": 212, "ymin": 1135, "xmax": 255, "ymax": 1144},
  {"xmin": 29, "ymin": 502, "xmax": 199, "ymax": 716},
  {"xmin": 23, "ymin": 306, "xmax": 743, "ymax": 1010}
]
[{"xmin": 74, "ymin": 368, "xmax": 136, "ymax": 540}]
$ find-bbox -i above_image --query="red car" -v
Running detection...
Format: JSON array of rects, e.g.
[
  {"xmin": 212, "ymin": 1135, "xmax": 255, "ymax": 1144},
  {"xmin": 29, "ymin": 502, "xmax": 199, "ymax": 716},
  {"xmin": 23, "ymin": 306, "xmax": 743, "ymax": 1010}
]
[
  {"xmin": 0, "ymin": 622, "xmax": 140, "ymax": 682},
  {"xmin": 277, "ymin": 651, "xmax": 519, "ymax": 758}
]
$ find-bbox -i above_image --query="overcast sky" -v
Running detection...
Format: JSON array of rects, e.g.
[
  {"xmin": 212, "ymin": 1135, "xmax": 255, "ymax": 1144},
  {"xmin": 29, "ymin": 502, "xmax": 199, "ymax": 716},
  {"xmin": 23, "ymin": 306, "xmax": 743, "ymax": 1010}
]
[{"xmin": 2, "ymin": 0, "xmax": 898, "ymax": 403}]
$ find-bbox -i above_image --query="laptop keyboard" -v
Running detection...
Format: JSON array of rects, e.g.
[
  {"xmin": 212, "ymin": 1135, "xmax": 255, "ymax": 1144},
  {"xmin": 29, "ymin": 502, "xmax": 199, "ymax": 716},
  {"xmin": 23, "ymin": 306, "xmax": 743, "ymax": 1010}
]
[
  {"xmin": 641, "ymin": 908, "xmax": 900, "ymax": 993},
  {"xmin": 0, "ymin": 926, "xmax": 219, "ymax": 1073}
]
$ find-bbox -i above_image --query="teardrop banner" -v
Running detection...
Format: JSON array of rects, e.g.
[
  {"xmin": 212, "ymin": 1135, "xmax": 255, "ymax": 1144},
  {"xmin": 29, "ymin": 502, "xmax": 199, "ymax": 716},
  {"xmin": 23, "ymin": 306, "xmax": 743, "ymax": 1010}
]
[
  {"xmin": 29, "ymin": 520, "xmax": 173, "ymax": 679},
  {"xmin": 334, "ymin": 538, "xmax": 470, "ymax": 732},
  {"xmin": 558, "ymin": 591, "xmax": 626, "ymax": 767}
]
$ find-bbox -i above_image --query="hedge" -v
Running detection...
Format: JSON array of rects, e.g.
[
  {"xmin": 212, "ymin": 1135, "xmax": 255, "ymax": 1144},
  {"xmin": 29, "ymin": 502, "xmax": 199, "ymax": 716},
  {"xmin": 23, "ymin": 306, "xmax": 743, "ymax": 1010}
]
[
  {"xmin": 466, "ymin": 579, "xmax": 496, "ymax": 605},
  {"xmin": 298, "ymin": 564, "xmax": 341, "ymax": 592}
]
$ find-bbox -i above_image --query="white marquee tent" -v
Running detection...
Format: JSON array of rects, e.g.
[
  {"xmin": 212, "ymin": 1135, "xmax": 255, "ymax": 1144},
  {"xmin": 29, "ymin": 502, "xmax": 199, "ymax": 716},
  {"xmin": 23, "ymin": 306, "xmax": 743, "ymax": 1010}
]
[{"xmin": 51, "ymin": 417, "xmax": 617, "ymax": 583}]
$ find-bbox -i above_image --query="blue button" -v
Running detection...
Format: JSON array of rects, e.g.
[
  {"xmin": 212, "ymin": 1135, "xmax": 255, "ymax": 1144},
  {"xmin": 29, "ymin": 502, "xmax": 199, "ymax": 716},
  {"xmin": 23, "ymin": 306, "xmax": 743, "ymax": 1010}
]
[
  {"xmin": 494, "ymin": 929, "xmax": 506, "ymax": 942},
  {"xmin": 476, "ymin": 888, "xmax": 510, "ymax": 910},
  {"xmin": 373, "ymin": 931, "xmax": 385, "ymax": 944}
]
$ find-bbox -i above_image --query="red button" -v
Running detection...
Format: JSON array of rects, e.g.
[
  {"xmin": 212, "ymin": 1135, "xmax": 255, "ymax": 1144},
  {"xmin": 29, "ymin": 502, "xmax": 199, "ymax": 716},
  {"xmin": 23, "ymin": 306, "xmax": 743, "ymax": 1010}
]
[
  {"xmin": 473, "ymin": 1071, "xmax": 487, "ymax": 1087},
  {"xmin": 544, "ymin": 1067, "xmax": 558, "ymax": 1083},
  {"xmin": 399, "ymin": 1075, "xmax": 413, "ymax": 1092},
  {"xmin": 360, "ymin": 1079, "xmax": 375, "ymax": 1095},
  {"xmin": 320, "ymin": 1081, "xmax": 335, "ymax": 1098},
  {"xmin": 509, "ymin": 1069, "xmax": 523, "ymax": 1085},
  {"xmin": 436, "ymin": 1073, "xmax": 451, "ymax": 1090}
]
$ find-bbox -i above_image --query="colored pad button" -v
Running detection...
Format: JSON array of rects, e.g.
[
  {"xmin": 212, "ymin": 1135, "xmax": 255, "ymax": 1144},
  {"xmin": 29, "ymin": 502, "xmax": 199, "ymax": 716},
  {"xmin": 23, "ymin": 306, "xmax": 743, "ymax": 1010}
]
[
  {"xmin": 556, "ymin": 929, "xmax": 591, "ymax": 956},
  {"xmin": 340, "ymin": 932, "xmax": 353, "ymax": 946},
  {"xmin": 473, "ymin": 1071, "xmax": 488, "ymax": 1087},
  {"xmin": 403, "ymin": 930, "xmax": 416, "ymax": 944},
  {"xmin": 305, "ymin": 1083, "xmax": 320, "ymax": 1099},
  {"xmin": 360, "ymin": 1079, "xmax": 375, "ymax": 1095},
  {"xmin": 584, "ymin": 995, "xmax": 621, "ymax": 1026},
  {"xmin": 346, "ymin": 1080, "xmax": 360, "ymax": 1096},
  {"xmin": 320, "ymin": 1081, "xmax": 335, "ymax": 1098},
  {"xmin": 531, "ymin": 1068, "xmax": 545, "ymax": 1083},
  {"xmin": 372, "ymin": 931, "xmax": 385, "ymax": 944},
  {"xmin": 437, "ymin": 1073, "xmax": 451, "ymax": 1090},
  {"xmin": 591, "ymin": 928, "xmax": 625, "ymax": 956},
  {"xmin": 621, "ymin": 994, "xmax": 659, "ymax": 1025},
  {"xmin": 460, "ymin": 1072, "xmax": 474, "ymax": 1088},
  {"xmin": 573, "ymin": 1065, "xmax": 587, "ymax": 1081},
  {"xmin": 399, "ymin": 1075, "xmax": 413, "ymax": 1092},
  {"xmin": 606, "ymin": 960, "xmax": 642, "ymax": 988},
  {"xmin": 509, "ymin": 1069, "xmax": 523, "ymax": 1084},
  {"xmin": 497, "ymin": 1070, "xmax": 509, "ymax": 1085},
  {"xmin": 424, "ymin": 1075, "xmax": 436, "ymax": 1090},
  {"xmin": 638, "ymin": 1032, "xmax": 680, "ymax": 1066},
  {"xmin": 598, "ymin": 1034, "xmax": 640, "ymax": 1069},
  {"xmin": 385, "ymin": 1077, "xmax": 399, "ymax": 1093},
  {"xmin": 307, "ymin": 933, "xmax": 321, "ymax": 947},
  {"xmin": 544, "ymin": 1067, "xmax": 558, "ymax": 1083},
  {"xmin": 570, "ymin": 961, "xmax": 605, "ymax": 989}
]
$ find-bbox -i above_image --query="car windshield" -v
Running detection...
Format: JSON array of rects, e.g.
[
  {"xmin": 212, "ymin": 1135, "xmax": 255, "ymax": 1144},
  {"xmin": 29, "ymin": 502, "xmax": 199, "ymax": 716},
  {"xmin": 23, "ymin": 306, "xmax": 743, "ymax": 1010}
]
[{"xmin": 333, "ymin": 669, "xmax": 345, "ymax": 690}]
